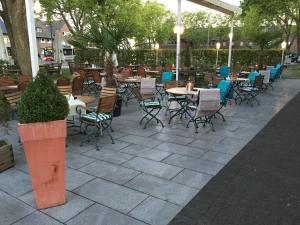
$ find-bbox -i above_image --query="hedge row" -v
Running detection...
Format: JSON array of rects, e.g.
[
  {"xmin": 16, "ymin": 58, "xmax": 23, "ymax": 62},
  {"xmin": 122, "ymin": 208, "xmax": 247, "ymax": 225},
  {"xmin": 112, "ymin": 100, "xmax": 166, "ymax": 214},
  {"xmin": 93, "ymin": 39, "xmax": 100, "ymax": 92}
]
[{"xmin": 74, "ymin": 48, "xmax": 282, "ymax": 67}]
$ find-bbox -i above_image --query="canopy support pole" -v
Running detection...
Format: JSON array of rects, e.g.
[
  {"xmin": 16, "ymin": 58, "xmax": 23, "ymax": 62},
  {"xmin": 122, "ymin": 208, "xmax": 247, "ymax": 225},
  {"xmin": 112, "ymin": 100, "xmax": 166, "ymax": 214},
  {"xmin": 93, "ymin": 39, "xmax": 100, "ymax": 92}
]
[
  {"xmin": 175, "ymin": 0, "xmax": 182, "ymax": 81},
  {"xmin": 25, "ymin": 0, "xmax": 39, "ymax": 78},
  {"xmin": 228, "ymin": 16, "xmax": 234, "ymax": 68}
]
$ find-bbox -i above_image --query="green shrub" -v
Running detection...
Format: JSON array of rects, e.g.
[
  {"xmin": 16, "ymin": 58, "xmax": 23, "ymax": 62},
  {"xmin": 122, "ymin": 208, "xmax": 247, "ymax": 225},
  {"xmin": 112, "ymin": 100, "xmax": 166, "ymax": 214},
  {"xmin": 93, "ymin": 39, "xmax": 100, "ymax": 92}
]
[
  {"xmin": 17, "ymin": 71, "xmax": 69, "ymax": 124},
  {"xmin": 0, "ymin": 91, "xmax": 10, "ymax": 126}
]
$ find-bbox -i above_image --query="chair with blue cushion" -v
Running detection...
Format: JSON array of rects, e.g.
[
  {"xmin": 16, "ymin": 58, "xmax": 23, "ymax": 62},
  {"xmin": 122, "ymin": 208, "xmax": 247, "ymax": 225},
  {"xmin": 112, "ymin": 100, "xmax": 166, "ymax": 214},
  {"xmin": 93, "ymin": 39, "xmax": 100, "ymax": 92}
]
[
  {"xmin": 216, "ymin": 80, "xmax": 232, "ymax": 121},
  {"xmin": 79, "ymin": 94, "xmax": 116, "ymax": 150},
  {"xmin": 219, "ymin": 66, "xmax": 230, "ymax": 78},
  {"xmin": 239, "ymin": 75, "xmax": 264, "ymax": 106},
  {"xmin": 132, "ymin": 88, "xmax": 164, "ymax": 129},
  {"xmin": 248, "ymin": 71, "xmax": 260, "ymax": 82},
  {"xmin": 156, "ymin": 72, "xmax": 174, "ymax": 99}
]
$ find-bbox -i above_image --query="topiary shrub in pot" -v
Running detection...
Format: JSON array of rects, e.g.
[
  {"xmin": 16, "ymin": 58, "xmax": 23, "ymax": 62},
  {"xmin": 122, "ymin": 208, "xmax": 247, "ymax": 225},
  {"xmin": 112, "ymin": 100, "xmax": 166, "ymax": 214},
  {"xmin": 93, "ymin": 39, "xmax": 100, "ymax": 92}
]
[{"xmin": 17, "ymin": 71, "xmax": 69, "ymax": 209}]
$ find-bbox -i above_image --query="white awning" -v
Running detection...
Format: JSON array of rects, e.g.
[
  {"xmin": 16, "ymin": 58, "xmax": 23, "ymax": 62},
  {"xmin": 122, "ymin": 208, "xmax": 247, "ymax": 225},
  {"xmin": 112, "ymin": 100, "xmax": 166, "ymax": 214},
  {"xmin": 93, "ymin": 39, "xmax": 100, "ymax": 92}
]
[{"xmin": 188, "ymin": 0, "xmax": 242, "ymax": 15}]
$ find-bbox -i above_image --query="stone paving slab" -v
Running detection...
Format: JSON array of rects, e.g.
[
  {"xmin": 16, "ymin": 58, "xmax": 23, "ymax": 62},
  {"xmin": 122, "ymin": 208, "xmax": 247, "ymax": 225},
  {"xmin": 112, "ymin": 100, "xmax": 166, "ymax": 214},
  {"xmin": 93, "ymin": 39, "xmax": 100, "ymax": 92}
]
[
  {"xmin": 171, "ymin": 169, "xmax": 213, "ymax": 189},
  {"xmin": 122, "ymin": 157, "xmax": 183, "ymax": 180},
  {"xmin": 129, "ymin": 196, "xmax": 182, "ymax": 225},
  {"xmin": 66, "ymin": 203, "xmax": 147, "ymax": 225},
  {"xmin": 163, "ymin": 154, "xmax": 224, "ymax": 176},
  {"xmin": 79, "ymin": 160, "xmax": 140, "ymax": 185},
  {"xmin": 12, "ymin": 211, "xmax": 64, "ymax": 225},
  {"xmin": 0, "ymin": 168, "xmax": 32, "ymax": 197},
  {"xmin": 74, "ymin": 178, "xmax": 148, "ymax": 213},
  {"xmin": 83, "ymin": 148, "xmax": 134, "ymax": 165},
  {"xmin": 125, "ymin": 174, "xmax": 199, "ymax": 206},
  {"xmin": 120, "ymin": 144, "xmax": 172, "ymax": 161},
  {"xmin": 20, "ymin": 191, "xmax": 93, "ymax": 223},
  {"xmin": 0, "ymin": 190, "xmax": 35, "ymax": 225}
]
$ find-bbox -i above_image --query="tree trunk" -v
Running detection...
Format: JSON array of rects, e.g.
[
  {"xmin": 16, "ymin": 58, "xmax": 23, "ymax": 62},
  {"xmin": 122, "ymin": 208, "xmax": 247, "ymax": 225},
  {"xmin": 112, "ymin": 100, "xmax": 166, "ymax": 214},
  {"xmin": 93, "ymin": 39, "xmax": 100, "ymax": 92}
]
[
  {"xmin": 1, "ymin": 0, "xmax": 32, "ymax": 76},
  {"xmin": 104, "ymin": 55, "xmax": 115, "ymax": 87},
  {"xmin": 297, "ymin": 19, "xmax": 300, "ymax": 55}
]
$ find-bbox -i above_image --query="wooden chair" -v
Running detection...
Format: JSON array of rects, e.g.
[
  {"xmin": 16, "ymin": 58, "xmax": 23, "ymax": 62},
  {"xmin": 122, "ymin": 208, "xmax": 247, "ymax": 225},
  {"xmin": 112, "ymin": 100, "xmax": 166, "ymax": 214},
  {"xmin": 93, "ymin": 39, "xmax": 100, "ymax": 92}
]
[
  {"xmin": 5, "ymin": 91, "xmax": 21, "ymax": 118},
  {"xmin": 47, "ymin": 63, "xmax": 62, "ymax": 76},
  {"xmin": 137, "ymin": 66, "xmax": 146, "ymax": 77},
  {"xmin": 0, "ymin": 76, "xmax": 15, "ymax": 86},
  {"xmin": 57, "ymin": 85, "xmax": 72, "ymax": 95},
  {"xmin": 72, "ymin": 75, "xmax": 84, "ymax": 95},
  {"xmin": 91, "ymin": 71, "xmax": 102, "ymax": 94},
  {"xmin": 132, "ymin": 88, "xmax": 164, "ymax": 129},
  {"xmin": 101, "ymin": 87, "xmax": 117, "ymax": 97},
  {"xmin": 79, "ymin": 94, "xmax": 117, "ymax": 150},
  {"xmin": 57, "ymin": 78, "xmax": 71, "ymax": 86}
]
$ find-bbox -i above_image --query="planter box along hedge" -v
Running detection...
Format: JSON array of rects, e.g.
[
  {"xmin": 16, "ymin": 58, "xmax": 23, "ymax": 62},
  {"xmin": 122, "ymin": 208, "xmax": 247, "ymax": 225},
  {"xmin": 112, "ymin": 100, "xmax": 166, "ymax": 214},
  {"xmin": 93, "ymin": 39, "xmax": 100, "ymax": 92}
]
[{"xmin": 0, "ymin": 140, "xmax": 14, "ymax": 172}]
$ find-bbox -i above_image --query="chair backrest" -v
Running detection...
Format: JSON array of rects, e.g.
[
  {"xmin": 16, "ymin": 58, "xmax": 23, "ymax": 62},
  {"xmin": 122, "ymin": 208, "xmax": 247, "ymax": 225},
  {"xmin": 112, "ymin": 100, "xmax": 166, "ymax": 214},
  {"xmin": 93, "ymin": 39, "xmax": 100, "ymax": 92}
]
[
  {"xmin": 72, "ymin": 75, "xmax": 84, "ymax": 95},
  {"xmin": 270, "ymin": 67, "xmax": 279, "ymax": 80},
  {"xmin": 92, "ymin": 71, "xmax": 101, "ymax": 83},
  {"xmin": 101, "ymin": 87, "xmax": 117, "ymax": 97},
  {"xmin": 197, "ymin": 89, "xmax": 220, "ymax": 115},
  {"xmin": 161, "ymin": 72, "xmax": 173, "ymax": 83},
  {"xmin": 141, "ymin": 78, "xmax": 156, "ymax": 95},
  {"xmin": 57, "ymin": 85, "xmax": 72, "ymax": 95},
  {"xmin": 155, "ymin": 65, "xmax": 163, "ymax": 73},
  {"xmin": 0, "ymin": 76, "xmax": 15, "ymax": 86},
  {"xmin": 57, "ymin": 79, "xmax": 71, "ymax": 86},
  {"xmin": 96, "ymin": 94, "xmax": 116, "ymax": 114},
  {"xmin": 5, "ymin": 91, "xmax": 21, "ymax": 109},
  {"xmin": 259, "ymin": 70, "xmax": 270, "ymax": 84},
  {"xmin": 137, "ymin": 66, "xmax": 146, "ymax": 77},
  {"xmin": 248, "ymin": 71, "xmax": 260, "ymax": 82},
  {"xmin": 121, "ymin": 67, "xmax": 132, "ymax": 77},
  {"xmin": 132, "ymin": 88, "xmax": 143, "ymax": 102},
  {"xmin": 253, "ymin": 75, "xmax": 264, "ymax": 89},
  {"xmin": 219, "ymin": 66, "xmax": 230, "ymax": 78},
  {"xmin": 217, "ymin": 80, "xmax": 231, "ymax": 104},
  {"xmin": 77, "ymin": 68, "xmax": 86, "ymax": 78},
  {"xmin": 165, "ymin": 65, "xmax": 172, "ymax": 72},
  {"xmin": 18, "ymin": 75, "xmax": 32, "ymax": 84},
  {"xmin": 164, "ymin": 80, "xmax": 185, "ymax": 90}
]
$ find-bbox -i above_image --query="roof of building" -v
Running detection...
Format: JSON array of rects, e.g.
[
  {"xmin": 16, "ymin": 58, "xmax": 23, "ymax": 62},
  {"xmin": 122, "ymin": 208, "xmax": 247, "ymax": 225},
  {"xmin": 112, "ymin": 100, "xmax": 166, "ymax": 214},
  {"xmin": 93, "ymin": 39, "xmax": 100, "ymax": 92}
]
[{"xmin": 0, "ymin": 18, "xmax": 65, "ymax": 39}]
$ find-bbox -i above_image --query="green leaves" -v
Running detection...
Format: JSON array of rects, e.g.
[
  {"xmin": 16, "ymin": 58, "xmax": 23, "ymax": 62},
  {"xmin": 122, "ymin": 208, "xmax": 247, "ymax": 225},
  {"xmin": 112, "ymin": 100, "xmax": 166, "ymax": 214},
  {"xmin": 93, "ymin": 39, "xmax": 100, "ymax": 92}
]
[
  {"xmin": 17, "ymin": 71, "xmax": 69, "ymax": 124},
  {"xmin": 0, "ymin": 91, "xmax": 10, "ymax": 125}
]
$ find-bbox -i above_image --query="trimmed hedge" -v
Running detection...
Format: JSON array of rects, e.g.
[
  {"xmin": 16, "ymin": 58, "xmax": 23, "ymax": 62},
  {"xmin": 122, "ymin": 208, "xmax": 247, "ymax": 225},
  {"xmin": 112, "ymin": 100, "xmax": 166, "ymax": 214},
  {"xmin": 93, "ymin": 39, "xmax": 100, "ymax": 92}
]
[
  {"xmin": 75, "ymin": 48, "xmax": 282, "ymax": 68},
  {"xmin": 17, "ymin": 71, "xmax": 69, "ymax": 124}
]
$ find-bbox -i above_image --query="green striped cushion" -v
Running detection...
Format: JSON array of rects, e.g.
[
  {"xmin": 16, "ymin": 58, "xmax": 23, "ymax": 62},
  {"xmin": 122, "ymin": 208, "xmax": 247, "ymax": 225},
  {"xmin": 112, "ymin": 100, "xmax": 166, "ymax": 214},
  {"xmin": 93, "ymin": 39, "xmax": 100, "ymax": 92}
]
[
  {"xmin": 140, "ymin": 100, "xmax": 161, "ymax": 108},
  {"xmin": 168, "ymin": 96, "xmax": 186, "ymax": 101},
  {"xmin": 81, "ymin": 112, "xmax": 111, "ymax": 122}
]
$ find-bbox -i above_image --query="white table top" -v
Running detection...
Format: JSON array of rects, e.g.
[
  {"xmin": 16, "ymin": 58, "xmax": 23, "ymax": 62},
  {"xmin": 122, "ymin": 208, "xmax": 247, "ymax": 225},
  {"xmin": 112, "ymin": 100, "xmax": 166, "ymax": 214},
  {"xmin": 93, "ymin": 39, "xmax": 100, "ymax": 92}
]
[
  {"xmin": 166, "ymin": 87, "xmax": 207, "ymax": 95},
  {"xmin": 68, "ymin": 99, "xmax": 86, "ymax": 117}
]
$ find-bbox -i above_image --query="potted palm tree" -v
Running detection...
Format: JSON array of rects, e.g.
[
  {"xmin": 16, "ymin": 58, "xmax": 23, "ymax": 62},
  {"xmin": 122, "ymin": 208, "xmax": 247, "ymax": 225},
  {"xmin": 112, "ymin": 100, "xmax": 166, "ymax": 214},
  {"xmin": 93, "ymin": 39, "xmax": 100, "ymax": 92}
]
[
  {"xmin": 17, "ymin": 71, "xmax": 69, "ymax": 209},
  {"xmin": 0, "ymin": 91, "xmax": 14, "ymax": 172}
]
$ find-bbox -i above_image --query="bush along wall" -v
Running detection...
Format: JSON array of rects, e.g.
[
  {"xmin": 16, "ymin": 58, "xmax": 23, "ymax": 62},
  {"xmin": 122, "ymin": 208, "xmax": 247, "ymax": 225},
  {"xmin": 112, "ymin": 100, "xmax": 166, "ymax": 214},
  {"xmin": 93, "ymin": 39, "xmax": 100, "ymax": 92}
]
[{"xmin": 75, "ymin": 48, "xmax": 282, "ymax": 68}]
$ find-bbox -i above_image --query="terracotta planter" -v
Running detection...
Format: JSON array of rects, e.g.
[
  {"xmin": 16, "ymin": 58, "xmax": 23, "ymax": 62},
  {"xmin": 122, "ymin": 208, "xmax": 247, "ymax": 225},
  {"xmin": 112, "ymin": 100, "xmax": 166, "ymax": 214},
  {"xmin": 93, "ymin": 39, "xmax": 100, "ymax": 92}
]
[{"xmin": 19, "ymin": 120, "xmax": 67, "ymax": 209}]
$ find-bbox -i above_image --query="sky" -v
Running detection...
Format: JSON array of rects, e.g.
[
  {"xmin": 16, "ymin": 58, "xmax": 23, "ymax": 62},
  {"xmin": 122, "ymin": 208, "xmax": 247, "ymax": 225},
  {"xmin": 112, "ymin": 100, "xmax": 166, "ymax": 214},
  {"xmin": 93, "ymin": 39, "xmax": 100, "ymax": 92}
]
[{"xmin": 155, "ymin": 0, "xmax": 240, "ymax": 13}]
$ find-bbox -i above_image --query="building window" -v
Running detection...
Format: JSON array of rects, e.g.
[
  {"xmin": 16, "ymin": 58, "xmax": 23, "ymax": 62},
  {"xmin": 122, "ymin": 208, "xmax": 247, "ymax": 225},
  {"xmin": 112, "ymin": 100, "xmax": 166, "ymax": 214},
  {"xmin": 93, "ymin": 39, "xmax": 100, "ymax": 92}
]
[
  {"xmin": 41, "ymin": 38, "xmax": 46, "ymax": 43},
  {"xmin": 36, "ymin": 27, "xmax": 43, "ymax": 33}
]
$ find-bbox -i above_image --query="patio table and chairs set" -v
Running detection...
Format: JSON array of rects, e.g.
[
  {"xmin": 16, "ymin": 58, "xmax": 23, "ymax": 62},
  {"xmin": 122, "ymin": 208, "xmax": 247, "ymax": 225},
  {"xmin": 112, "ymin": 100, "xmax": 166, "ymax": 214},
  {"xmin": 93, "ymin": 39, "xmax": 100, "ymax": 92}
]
[{"xmin": 0, "ymin": 62, "xmax": 285, "ymax": 151}]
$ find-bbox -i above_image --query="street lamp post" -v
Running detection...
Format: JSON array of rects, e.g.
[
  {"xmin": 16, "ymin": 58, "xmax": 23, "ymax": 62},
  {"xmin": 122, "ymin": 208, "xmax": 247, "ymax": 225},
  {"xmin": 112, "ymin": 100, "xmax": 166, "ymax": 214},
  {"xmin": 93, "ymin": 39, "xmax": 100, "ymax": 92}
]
[
  {"xmin": 281, "ymin": 41, "xmax": 287, "ymax": 65},
  {"xmin": 155, "ymin": 43, "xmax": 159, "ymax": 65},
  {"xmin": 216, "ymin": 42, "xmax": 221, "ymax": 66},
  {"xmin": 174, "ymin": 23, "xmax": 184, "ymax": 80}
]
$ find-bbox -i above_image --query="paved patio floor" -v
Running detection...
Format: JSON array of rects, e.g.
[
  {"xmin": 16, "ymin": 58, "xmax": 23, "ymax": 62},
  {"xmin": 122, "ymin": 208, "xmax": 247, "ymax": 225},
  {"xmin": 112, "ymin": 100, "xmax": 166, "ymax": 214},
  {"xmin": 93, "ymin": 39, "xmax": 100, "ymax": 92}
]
[{"xmin": 0, "ymin": 79, "xmax": 299, "ymax": 225}]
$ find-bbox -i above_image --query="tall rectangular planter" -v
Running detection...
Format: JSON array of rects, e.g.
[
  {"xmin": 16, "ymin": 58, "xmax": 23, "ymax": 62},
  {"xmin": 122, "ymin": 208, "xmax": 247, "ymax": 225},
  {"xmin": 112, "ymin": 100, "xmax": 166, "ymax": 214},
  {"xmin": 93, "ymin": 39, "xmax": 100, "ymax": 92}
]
[
  {"xmin": 19, "ymin": 120, "xmax": 67, "ymax": 209},
  {"xmin": 0, "ymin": 140, "xmax": 14, "ymax": 172}
]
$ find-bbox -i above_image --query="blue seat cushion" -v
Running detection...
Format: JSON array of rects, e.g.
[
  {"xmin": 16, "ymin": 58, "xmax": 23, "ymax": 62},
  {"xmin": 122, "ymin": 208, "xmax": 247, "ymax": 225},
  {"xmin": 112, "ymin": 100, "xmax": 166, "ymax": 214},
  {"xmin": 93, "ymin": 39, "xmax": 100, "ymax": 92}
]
[{"xmin": 81, "ymin": 112, "xmax": 112, "ymax": 123}]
